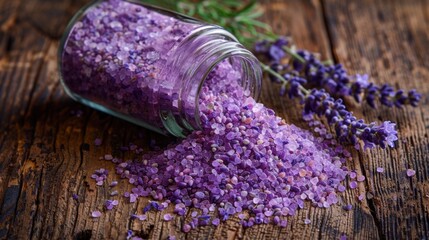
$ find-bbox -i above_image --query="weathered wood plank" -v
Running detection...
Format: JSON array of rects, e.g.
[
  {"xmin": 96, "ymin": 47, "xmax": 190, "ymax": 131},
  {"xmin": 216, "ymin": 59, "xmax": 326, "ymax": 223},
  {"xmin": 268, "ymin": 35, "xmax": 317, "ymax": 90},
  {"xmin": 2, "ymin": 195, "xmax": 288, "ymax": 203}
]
[
  {"xmin": 0, "ymin": 0, "xmax": 95, "ymax": 239},
  {"xmin": 323, "ymin": 0, "xmax": 429, "ymax": 239},
  {"xmin": 0, "ymin": 26, "xmax": 52, "ymax": 240},
  {"xmin": 1, "ymin": 0, "xmax": 428, "ymax": 239}
]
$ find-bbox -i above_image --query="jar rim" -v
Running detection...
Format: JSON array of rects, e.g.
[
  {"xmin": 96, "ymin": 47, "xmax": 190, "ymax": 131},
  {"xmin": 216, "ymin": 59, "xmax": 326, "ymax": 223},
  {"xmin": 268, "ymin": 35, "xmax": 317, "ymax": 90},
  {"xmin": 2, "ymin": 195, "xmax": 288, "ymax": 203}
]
[
  {"xmin": 164, "ymin": 26, "xmax": 262, "ymax": 136},
  {"xmin": 192, "ymin": 48, "xmax": 262, "ymax": 129}
]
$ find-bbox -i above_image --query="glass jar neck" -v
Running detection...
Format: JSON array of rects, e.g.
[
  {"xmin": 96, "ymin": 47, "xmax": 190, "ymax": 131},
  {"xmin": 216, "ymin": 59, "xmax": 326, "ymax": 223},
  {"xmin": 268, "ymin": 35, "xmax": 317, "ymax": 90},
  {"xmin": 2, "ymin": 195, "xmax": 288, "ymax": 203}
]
[{"xmin": 159, "ymin": 26, "xmax": 262, "ymax": 137}]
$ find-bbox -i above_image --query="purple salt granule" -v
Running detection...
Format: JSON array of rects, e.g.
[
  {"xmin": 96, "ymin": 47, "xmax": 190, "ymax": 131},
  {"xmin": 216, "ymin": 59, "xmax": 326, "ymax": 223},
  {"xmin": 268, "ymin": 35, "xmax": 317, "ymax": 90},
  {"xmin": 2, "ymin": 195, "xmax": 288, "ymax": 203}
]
[
  {"xmin": 129, "ymin": 193, "xmax": 137, "ymax": 203},
  {"xmin": 91, "ymin": 210, "xmax": 102, "ymax": 218},
  {"xmin": 163, "ymin": 214, "xmax": 173, "ymax": 221},
  {"xmin": 376, "ymin": 167, "xmax": 384, "ymax": 173},
  {"xmin": 342, "ymin": 204, "xmax": 353, "ymax": 211},
  {"xmin": 182, "ymin": 224, "xmax": 192, "ymax": 233},
  {"xmin": 337, "ymin": 185, "xmax": 346, "ymax": 192},
  {"xmin": 349, "ymin": 181, "xmax": 358, "ymax": 189},
  {"xmin": 141, "ymin": 201, "xmax": 164, "ymax": 212},
  {"xmin": 131, "ymin": 214, "xmax": 147, "ymax": 221},
  {"xmin": 161, "ymin": 202, "xmax": 169, "ymax": 209},
  {"xmin": 91, "ymin": 168, "xmax": 108, "ymax": 186},
  {"xmin": 72, "ymin": 193, "xmax": 79, "ymax": 200},
  {"xmin": 356, "ymin": 175, "xmax": 365, "ymax": 182},
  {"xmin": 94, "ymin": 138, "xmax": 102, "ymax": 146},
  {"xmin": 212, "ymin": 218, "xmax": 220, "ymax": 226},
  {"xmin": 358, "ymin": 194, "xmax": 365, "ymax": 201},
  {"xmin": 105, "ymin": 199, "xmax": 119, "ymax": 210},
  {"xmin": 406, "ymin": 169, "xmax": 416, "ymax": 177},
  {"xmin": 127, "ymin": 230, "xmax": 133, "ymax": 239},
  {"xmin": 304, "ymin": 219, "xmax": 311, "ymax": 225},
  {"xmin": 109, "ymin": 181, "xmax": 118, "ymax": 187},
  {"xmin": 110, "ymin": 60, "xmax": 350, "ymax": 230}
]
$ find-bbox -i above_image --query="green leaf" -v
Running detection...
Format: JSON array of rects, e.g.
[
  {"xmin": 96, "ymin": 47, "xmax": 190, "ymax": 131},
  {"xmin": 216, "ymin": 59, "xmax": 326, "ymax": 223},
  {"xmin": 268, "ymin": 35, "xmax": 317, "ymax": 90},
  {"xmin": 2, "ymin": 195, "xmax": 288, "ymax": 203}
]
[
  {"xmin": 243, "ymin": 10, "xmax": 264, "ymax": 20},
  {"xmin": 236, "ymin": 1, "xmax": 257, "ymax": 16}
]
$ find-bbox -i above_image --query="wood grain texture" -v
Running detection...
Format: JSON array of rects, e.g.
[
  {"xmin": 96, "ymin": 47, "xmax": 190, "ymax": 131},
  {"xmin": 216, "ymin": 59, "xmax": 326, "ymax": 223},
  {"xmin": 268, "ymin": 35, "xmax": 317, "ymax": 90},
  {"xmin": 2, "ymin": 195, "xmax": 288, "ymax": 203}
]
[{"xmin": 0, "ymin": 0, "xmax": 427, "ymax": 239}]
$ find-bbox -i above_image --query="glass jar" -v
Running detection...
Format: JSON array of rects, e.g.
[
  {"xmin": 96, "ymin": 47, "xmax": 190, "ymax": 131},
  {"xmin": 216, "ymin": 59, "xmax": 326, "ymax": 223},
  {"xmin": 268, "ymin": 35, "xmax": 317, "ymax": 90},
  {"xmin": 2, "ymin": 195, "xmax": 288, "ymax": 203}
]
[{"xmin": 58, "ymin": 0, "xmax": 262, "ymax": 137}]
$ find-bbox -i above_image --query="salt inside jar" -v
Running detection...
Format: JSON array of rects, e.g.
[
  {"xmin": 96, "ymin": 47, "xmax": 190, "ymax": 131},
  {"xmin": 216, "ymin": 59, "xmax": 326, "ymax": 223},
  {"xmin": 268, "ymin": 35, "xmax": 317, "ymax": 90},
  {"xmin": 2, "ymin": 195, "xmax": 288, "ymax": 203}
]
[{"xmin": 58, "ymin": 0, "xmax": 262, "ymax": 137}]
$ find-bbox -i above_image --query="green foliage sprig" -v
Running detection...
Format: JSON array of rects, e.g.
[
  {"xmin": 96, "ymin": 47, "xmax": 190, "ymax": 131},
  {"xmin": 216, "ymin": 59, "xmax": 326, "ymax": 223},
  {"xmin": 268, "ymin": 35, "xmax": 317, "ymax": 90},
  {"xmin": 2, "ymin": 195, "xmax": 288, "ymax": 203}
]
[{"xmin": 145, "ymin": 0, "xmax": 273, "ymax": 46}]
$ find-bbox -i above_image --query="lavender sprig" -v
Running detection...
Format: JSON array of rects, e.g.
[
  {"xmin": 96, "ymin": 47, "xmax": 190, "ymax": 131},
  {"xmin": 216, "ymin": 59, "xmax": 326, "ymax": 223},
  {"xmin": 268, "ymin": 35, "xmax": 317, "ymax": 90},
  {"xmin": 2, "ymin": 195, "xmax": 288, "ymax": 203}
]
[
  {"xmin": 256, "ymin": 38, "xmax": 422, "ymax": 109},
  {"xmin": 261, "ymin": 62, "xmax": 398, "ymax": 150}
]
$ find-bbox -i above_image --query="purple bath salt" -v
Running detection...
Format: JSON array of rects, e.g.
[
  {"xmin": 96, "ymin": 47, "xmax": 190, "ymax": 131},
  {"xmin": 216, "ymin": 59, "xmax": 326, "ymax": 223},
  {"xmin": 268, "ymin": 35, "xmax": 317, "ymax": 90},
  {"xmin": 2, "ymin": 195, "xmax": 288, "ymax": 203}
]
[
  {"xmin": 163, "ymin": 213, "xmax": 173, "ymax": 221},
  {"xmin": 356, "ymin": 175, "xmax": 365, "ymax": 182},
  {"xmin": 94, "ymin": 138, "xmax": 102, "ymax": 146},
  {"xmin": 66, "ymin": 0, "xmax": 352, "ymax": 231},
  {"xmin": 105, "ymin": 199, "xmax": 119, "ymax": 210},
  {"xmin": 342, "ymin": 204, "xmax": 353, "ymax": 211},
  {"xmin": 406, "ymin": 169, "xmax": 416, "ymax": 177},
  {"xmin": 109, "ymin": 181, "xmax": 118, "ymax": 187},
  {"xmin": 182, "ymin": 224, "xmax": 192, "ymax": 233},
  {"xmin": 91, "ymin": 168, "xmax": 108, "ymax": 186},
  {"xmin": 131, "ymin": 214, "xmax": 147, "ymax": 221},
  {"xmin": 212, "ymin": 218, "xmax": 221, "ymax": 226},
  {"xmin": 112, "ymin": 60, "xmax": 350, "ymax": 229},
  {"xmin": 72, "ymin": 193, "xmax": 79, "ymax": 200},
  {"xmin": 91, "ymin": 210, "xmax": 102, "ymax": 218}
]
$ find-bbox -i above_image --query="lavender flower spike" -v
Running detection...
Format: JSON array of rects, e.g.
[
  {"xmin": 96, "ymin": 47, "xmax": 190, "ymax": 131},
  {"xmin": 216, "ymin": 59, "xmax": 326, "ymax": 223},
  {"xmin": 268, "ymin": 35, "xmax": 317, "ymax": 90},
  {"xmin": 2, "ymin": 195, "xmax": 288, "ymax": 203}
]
[
  {"xmin": 255, "ymin": 38, "xmax": 422, "ymax": 109},
  {"xmin": 261, "ymin": 62, "xmax": 398, "ymax": 150},
  {"xmin": 302, "ymin": 88, "xmax": 398, "ymax": 149}
]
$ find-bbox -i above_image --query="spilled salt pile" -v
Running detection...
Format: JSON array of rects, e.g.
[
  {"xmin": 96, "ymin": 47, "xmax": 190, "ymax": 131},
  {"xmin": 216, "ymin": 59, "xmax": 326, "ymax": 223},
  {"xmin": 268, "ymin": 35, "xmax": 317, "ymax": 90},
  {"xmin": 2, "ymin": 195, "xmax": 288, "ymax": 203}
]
[{"xmin": 105, "ymin": 61, "xmax": 350, "ymax": 231}]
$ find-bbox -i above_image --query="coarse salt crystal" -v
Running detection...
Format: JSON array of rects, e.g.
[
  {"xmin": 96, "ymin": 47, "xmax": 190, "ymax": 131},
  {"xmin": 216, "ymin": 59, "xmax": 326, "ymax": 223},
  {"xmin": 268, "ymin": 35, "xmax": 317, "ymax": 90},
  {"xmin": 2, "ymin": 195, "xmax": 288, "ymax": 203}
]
[
  {"xmin": 407, "ymin": 169, "xmax": 416, "ymax": 177},
  {"xmin": 91, "ymin": 210, "xmax": 102, "ymax": 218}
]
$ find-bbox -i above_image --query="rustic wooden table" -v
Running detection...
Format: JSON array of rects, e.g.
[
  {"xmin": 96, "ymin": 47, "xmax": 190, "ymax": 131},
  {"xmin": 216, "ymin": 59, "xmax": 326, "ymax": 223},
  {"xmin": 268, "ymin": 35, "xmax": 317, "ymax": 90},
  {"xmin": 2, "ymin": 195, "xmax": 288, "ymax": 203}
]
[{"xmin": 1, "ymin": 0, "xmax": 428, "ymax": 239}]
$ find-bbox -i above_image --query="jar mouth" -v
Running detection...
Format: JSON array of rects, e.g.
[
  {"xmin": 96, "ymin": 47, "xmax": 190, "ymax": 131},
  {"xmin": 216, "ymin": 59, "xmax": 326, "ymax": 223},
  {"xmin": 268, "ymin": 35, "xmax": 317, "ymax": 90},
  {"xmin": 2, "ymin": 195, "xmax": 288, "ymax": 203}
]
[
  {"xmin": 162, "ymin": 26, "xmax": 262, "ymax": 136},
  {"xmin": 192, "ymin": 52, "xmax": 262, "ymax": 130}
]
